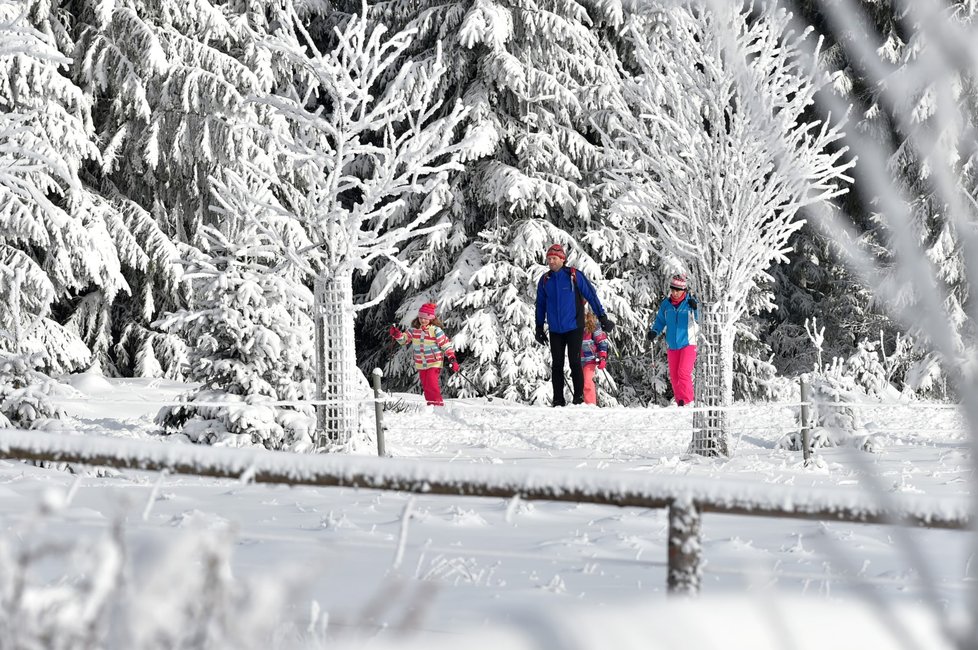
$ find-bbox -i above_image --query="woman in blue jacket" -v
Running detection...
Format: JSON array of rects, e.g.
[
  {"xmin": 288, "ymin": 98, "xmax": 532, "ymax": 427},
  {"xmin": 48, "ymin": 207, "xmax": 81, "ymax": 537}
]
[
  {"xmin": 535, "ymin": 244, "xmax": 614, "ymax": 406},
  {"xmin": 648, "ymin": 273, "xmax": 699, "ymax": 406}
]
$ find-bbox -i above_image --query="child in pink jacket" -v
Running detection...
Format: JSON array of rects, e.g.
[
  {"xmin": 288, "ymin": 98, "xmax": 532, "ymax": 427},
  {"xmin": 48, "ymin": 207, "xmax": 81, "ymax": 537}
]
[{"xmin": 389, "ymin": 303, "xmax": 459, "ymax": 406}]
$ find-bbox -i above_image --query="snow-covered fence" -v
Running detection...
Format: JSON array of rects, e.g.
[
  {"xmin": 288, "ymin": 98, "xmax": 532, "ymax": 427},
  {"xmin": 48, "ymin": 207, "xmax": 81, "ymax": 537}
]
[{"xmin": 0, "ymin": 428, "xmax": 968, "ymax": 595}]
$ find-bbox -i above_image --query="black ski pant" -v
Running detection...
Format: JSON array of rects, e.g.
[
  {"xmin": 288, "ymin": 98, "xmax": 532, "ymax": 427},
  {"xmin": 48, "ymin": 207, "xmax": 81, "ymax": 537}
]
[{"xmin": 549, "ymin": 327, "xmax": 585, "ymax": 406}]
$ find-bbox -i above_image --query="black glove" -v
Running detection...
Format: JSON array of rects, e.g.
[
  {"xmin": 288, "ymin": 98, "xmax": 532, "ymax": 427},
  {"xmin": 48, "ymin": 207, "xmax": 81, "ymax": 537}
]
[
  {"xmin": 535, "ymin": 324, "xmax": 548, "ymax": 345},
  {"xmin": 646, "ymin": 329, "xmax": 658, "ymax": 341},
  {"xmin": 598, "ymin": 315, "xmax": 615, "ymax": 333},
  {"xmin": 688, "ymin": 296, "xmax": 698, "ymax": 310}
]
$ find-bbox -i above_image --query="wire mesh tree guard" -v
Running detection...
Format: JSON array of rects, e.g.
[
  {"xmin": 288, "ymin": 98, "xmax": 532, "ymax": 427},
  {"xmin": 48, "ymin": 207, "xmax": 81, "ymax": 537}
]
[
  {"xmin": 313, "ymin": 274, "xmax": 359, "ymax": 447},
  {"xmin": 690, "ymin": 302, "xmax": 731, "ymax": 457}
]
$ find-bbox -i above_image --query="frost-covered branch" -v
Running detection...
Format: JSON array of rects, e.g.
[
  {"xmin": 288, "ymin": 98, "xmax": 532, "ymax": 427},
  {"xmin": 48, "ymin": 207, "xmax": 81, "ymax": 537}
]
[
  {"xmin": 254, "ymin": 4, "xmax": 473, "ymax": 294},
  {"xmin": 598, "ymin": 1, "xmax": 853, "ymax": 324}
]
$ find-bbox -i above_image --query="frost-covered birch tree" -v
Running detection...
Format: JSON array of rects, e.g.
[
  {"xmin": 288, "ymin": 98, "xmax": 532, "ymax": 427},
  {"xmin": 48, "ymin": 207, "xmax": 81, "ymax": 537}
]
[
  {"xmin": 251, "ymin": 4, "xmax": 472, "ymax": 443},
  {"xmin": 599, "ymin": 0, "xmax": 853, "ymax": 454},
  {"xmin": 798, "ymin": 0, "xmax": 978, "ymax": 644}
]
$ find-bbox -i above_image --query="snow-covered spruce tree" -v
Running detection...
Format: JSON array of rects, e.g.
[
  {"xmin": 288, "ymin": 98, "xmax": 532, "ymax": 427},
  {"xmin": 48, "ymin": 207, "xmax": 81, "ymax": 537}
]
[
  {"xmin": 598, "ymin": 1, "xmax": 853, "ymax": 454},
  {"xmin": 0, "ymin": 0, "xmax": 102, "ymax": 426},
  {"xmin": 0, "ymin": 0, "xmax": 97, "ymax": 373},
  {"xmin": 801, "ymin": 2, "xmax": 978, "ymax": 643},
  {"xmin": 244, "ymin": 4, "xmax": 472, "ymax": 442},
  {"xmin": 0, "ymin": 0, "xmax": 201, "ymax": 379},
  {"xmin": 155, "ymin": 171, "xmax": 317, "ymax": 450},
  {"xmin": 360, "ymin": 0, "xmax": 652, "ymax": 404},
  {"xmin": 65, "ymin": 0, "xmax": 299, "ymax": 377}
]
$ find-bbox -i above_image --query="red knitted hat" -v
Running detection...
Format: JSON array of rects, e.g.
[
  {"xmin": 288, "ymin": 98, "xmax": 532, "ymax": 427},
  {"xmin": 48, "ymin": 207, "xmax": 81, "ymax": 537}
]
[
  {"xmin": 546, "ymin": 244, "xmax": 567, "ymax": 260},
  {"xmin": 670, "ymin": 273, "xmax": 688, "ymax": 291},
  {"xmin": 418, "ymin": 303, "xmax": 437, "ymax": 319}
]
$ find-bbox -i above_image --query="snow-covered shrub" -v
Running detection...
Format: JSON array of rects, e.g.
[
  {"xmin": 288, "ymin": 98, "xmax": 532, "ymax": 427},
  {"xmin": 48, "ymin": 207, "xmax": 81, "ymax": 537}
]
[
  {"xmin": 0, "ymin": 491, "xmax": 301, "ymax": 650},
  {"xmin": 0, "ymin": 352, "xmax": 65, "ymax": 428},
  {"xmin": 902, "ymin": 353, "xmax": 948, "ymax": 399},
  {"xmin": 156, "ymin": 173, "xmax": 317, "ymax": 451},
  {"xmin": 733, "ymin": 322, "xmax": 781, "ymax": 402},
  {"xmin": 778, "ymin": 357, "xmax": 877, "ymax": 452},
  {"xmin": 844, "ymin": 338, "xmax": 899, "ymax": 400},
  {"xmin": 156, "ymin": 390, "xmax": 314, "ymax": 451},
  {"xmin": 848, "ymin": 333, "xmax": 950, "ymax": 401}
]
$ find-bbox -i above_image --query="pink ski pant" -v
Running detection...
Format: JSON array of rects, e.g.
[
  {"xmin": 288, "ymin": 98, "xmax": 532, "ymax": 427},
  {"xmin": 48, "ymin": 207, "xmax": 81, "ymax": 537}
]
[
  {"xmin": 583, "ymin": 363, "xmax": 597, "ymax": 405},
  {"xmin": 666, "ymin": 345, "xmax": 697, "ymax": 405},
  {"xmin": 419, "ymin": 367, "xmax": 444, "ymax": 406}
]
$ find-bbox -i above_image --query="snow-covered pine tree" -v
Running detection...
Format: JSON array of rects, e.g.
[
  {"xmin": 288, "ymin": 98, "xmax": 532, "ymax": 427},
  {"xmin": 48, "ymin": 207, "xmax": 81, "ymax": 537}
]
[
  {"xmin": 155, "ymin": 170, "xmax": 317, "ymax": 450},
  {"xmin": 360, "ymin": 0, "xmax": 651, "ymax": 404},
  {"xmin": 0, "ymin": 0, "xmax": 101, "ymax": 377},
  {"xmin": 0, "ymin": 0, "xmax": 108, "ymax": 428},
  {"xmin": 65, "ymin": 0, "xmax": 299, "ymax": 377},
  {"xmin": 598, "ymin": 1, "xmax": 854, "ymax": 454},
  {"xmin": 764, "ymin": 2, "xmax": 896, "ymax": 380}
]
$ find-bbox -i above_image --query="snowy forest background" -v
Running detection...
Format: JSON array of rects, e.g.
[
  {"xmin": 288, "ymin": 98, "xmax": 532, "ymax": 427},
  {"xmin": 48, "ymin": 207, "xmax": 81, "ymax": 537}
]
[{"xmin": 2, "ymin": 0, "xmax": 976, "ymax": 448}]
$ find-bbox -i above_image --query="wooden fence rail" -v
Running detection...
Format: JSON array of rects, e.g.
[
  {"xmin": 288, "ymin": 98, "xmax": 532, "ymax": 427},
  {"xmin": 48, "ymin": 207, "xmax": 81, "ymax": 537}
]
[{"xmin": 0, "ymin": 428, "xmax": 971, "ymax": 594}]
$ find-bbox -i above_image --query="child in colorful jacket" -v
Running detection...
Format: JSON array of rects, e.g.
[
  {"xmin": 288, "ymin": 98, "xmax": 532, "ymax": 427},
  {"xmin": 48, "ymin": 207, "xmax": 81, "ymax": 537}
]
[
  {"xmin": 389, "ymin": 302, "xmax": 459, "ymax": 406},
  {"xmin": 581, "ymin": 311, "xmax": 610, "ymax": 405}
]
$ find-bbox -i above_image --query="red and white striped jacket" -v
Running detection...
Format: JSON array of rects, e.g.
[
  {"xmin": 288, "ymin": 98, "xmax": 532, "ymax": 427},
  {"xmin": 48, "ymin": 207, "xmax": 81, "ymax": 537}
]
[{"xmin": 394, "ymin": 325, "xmax": 455, "ymax": 369}]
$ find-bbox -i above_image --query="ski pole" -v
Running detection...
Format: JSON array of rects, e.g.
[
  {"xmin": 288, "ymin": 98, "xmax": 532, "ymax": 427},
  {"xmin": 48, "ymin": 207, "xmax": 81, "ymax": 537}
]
[
  {"xmin": 454, "ymin": 367, "xmax": 495, "ymax": 402},
  {"xmin": 610, "ymin": 341, "xmax": 635, "ymax": 397}
]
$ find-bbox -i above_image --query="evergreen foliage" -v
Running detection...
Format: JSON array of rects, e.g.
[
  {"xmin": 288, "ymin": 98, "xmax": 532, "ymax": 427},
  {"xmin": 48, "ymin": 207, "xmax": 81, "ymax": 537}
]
[
  {"xmin": 155, "ymin": 171, "xmax": 317, "ymax": 450},
  {"xmin": 2, "ymin": 0, "xmax": 974, "ymax": 436},
  {"xmin": 361, "ymin": 0, "xmax": 648, "ymax": 403},
  {"xmin": 1, "ymin": 0, "xmax": 98, "ymax": 375},
  {"xmin": 64, "ymin": 0, "xmax": 300, "ymax": 376},
  {"xmin": 782, "ymin": 0, "xmax": 978, "ymax": 396}
]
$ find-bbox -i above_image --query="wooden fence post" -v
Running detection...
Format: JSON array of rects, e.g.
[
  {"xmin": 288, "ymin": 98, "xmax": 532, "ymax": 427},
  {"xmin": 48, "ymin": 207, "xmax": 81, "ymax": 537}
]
[
  {"xmin": 800, "ymin": 374, "xmax": 811, "ymax": 464},
  {"xmin": 667, "ymin": 498, "xmax": 702, "ymax": 595},
  {"xmin": 372, "ymin": 368, "xmax": 386, "ymax": 457}
]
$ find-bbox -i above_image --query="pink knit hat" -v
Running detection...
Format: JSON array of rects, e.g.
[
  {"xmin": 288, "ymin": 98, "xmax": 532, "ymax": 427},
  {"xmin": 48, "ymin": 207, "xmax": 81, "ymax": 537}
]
[
  {"xmin": 418, "ymin": 303, "xmax": 437, "ymax": 319},
  {"xmin": 546, "ymin": 244, "xmax": 567, "ymax": 261},
  {"xmin": 670, "ymin": 273, "xmax": 688, "ymax": 291}
]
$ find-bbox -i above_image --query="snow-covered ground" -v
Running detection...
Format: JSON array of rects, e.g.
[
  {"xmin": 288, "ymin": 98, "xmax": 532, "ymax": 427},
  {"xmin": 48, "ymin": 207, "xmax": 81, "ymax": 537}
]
[{"xmin": 0, "ymin": 373, "xmax": 972, "ymax": 649}]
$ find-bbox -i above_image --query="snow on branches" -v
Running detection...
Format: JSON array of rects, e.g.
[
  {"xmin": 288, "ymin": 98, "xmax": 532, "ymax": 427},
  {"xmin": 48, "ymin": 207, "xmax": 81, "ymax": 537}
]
[
  {"xmin": 256, "ymin": 4, "xmax": 474, "ymax": 306},
  {"xmin": 599, "ymin": 0, "xmax": 854, "ymax": 323}
]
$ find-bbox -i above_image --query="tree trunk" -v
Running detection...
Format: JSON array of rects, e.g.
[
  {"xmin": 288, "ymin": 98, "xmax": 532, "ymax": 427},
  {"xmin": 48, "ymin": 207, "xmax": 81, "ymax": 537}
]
[{"xmin": 314, "ymin": 273, "xmax": 359, "ymax": 447}]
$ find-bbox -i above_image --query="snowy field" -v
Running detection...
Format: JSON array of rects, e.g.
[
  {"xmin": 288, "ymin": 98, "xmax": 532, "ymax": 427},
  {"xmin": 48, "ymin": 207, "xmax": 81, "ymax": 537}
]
[{"xmin": 0, "ymin": 372, "xmax": 973, "ymax": 649}]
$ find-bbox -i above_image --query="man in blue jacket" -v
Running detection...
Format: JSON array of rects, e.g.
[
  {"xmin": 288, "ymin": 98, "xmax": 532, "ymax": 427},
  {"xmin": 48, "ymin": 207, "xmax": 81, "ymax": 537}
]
[{"xmin": 535, "ymin": 244, "xmax": 615, "ymax": 406}]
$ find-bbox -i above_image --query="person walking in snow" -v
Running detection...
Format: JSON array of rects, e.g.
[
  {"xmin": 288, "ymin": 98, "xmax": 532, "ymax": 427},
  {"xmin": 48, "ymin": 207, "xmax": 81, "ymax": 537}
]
[
  {"xmin": 535, "ymin": 243, "xmax": 615, "ymax": 406},
  {"xmin": 581, "ymin": 310, "xmax": 610, "ymax": 405},
  {"xmin": 647, "ymin": 273, "xmax": 699, "ymax": 406},
  {"xmin": 390, "ymin": 302, "xmax": 459, "ymax": 406}
]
